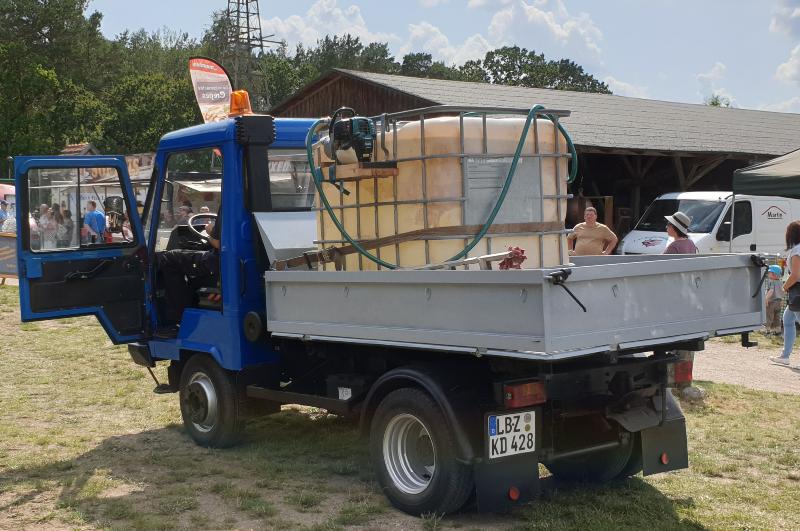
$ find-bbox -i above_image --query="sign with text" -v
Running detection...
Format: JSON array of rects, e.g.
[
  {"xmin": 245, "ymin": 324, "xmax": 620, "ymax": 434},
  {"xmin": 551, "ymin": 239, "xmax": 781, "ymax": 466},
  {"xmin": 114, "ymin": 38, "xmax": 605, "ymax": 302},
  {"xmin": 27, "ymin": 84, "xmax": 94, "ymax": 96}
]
[{"xmin": 189, "ymin": 57, "xmax": 233, "ymax": 123}]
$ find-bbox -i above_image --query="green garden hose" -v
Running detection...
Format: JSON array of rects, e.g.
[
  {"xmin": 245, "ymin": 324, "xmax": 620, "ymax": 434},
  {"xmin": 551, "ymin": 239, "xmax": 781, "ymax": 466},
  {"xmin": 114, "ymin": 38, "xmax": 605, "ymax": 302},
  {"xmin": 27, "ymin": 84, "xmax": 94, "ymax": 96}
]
[{"xmin": 306, "ymin": 106, "xmax": 578, "ymax": 270}]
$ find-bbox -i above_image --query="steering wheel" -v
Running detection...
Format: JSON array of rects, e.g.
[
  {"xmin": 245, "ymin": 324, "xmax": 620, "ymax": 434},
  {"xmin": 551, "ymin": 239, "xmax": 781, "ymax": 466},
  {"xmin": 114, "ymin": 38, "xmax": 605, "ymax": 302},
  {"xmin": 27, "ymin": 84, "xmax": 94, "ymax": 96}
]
[{"xmin": 187, "ymin": 212, "xmax": 218, "ymax": 240}]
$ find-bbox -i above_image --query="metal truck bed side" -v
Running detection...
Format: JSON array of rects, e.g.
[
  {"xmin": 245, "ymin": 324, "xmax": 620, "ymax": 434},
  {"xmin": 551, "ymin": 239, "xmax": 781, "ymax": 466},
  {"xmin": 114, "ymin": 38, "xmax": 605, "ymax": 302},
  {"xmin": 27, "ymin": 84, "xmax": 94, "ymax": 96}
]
[{"xmin": 264, "ymin": 254, "xmax": 763, "ymax": 360}]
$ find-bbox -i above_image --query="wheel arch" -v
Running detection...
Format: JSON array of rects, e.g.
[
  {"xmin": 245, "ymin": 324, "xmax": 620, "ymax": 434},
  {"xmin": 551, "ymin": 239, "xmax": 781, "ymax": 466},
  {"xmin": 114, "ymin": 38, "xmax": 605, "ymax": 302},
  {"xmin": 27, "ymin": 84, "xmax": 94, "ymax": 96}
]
[{"xmin": 359, "ymin": 365, "xmax": 480, "ymax": 462}]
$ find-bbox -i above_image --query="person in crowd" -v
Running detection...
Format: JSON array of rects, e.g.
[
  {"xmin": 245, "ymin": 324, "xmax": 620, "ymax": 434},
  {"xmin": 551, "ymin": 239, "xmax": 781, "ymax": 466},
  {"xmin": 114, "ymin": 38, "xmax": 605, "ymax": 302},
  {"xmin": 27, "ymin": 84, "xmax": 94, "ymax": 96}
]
[
  {"xmin": 764, "ymin": 265, "xmax": 785, "ymax": 335},
  {"xmin": 567, "ymin": 206, "xmax": 618, "ymax": 256},
  {"xmin": 39, "ymin": 204, "xmax": 57, "ymax": 250},
  {"xmin": 663, "ymin": 211, "xmax": 698, "ymax": 254},
  {"xmin": 0, "ymin": 200, "xmax": 8, "ymax": 223},
  {"xmin": 61, "ymin": 209, "xmax": 76, "ymax": 247},
  {"xmin": 82, "ymin": 200, "xmax": 106, "ymax": 244},
  {"xmin": 772, "ymin": 221, "xmax": 800, "ymax": 366},
  {"xmin": 51, "ymin": 203, "xmax": 69, "ymax": 247}
]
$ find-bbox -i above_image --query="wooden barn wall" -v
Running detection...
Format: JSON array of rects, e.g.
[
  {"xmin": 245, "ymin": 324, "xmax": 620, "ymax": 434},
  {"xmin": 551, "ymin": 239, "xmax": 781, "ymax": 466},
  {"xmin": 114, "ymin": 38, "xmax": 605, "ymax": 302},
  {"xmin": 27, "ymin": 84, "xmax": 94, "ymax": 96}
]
[{"xmin": 274, "ymin": 77, "xmax": 434, "ymax": 118}]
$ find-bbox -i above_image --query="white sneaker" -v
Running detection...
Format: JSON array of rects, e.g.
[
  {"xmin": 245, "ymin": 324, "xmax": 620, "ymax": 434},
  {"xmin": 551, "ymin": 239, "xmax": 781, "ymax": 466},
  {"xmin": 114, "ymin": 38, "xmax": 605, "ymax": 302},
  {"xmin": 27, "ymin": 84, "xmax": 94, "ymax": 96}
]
[{"xmin": 770, "ymin": 356, "xmax": 790, "ymax": 365}]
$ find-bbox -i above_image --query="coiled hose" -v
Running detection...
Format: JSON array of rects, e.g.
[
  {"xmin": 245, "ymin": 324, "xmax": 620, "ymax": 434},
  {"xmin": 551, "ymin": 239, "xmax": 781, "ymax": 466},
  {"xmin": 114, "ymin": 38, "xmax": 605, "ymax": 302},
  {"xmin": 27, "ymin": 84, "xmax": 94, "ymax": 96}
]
[{"xmin": 305, "ymin": 105, "xmax": 578, "ymax": 270}]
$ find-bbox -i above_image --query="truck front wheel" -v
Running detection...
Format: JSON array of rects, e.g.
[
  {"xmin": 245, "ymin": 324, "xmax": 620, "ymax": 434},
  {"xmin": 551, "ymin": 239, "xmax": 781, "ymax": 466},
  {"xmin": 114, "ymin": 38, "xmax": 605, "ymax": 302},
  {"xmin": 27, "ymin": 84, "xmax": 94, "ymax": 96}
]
[
  {"xmin": 369, "ymin": 388, "xmax": 473, "ymax": 516},
  {"xmin": 179, "ymin": 354, "xmax": 244, "ymax": 448}
]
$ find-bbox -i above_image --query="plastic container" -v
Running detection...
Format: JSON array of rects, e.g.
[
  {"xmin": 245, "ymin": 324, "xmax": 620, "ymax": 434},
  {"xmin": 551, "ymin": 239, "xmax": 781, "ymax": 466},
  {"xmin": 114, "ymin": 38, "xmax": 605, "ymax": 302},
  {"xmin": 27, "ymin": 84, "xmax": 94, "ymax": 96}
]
[{"xmin": 315, "ymin": 115, "xmax": 570, "ymax": 270}]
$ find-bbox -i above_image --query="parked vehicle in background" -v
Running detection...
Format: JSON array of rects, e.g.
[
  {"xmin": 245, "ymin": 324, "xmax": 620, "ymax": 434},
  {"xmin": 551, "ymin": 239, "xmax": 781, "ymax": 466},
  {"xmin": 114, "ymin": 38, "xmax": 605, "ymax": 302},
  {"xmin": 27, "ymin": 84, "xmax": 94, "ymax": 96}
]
[{"xmin": 620, "ymin": 191, "xmax": 800, "ymax": 255}]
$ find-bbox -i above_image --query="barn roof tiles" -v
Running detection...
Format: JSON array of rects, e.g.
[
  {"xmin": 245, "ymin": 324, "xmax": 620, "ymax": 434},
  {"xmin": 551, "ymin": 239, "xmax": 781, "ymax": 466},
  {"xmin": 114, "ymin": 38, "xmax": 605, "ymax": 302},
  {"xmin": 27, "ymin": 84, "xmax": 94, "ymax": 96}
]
[{"xmin": 299, "ymin": 69, "xmax": 800, "ymax": 157}]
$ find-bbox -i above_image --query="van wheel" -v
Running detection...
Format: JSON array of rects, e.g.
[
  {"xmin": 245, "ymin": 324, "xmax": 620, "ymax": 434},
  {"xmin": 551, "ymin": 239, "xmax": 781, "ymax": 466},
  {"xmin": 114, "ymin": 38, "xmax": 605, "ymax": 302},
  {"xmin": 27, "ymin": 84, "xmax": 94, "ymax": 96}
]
[
  {"xmin": 369, "ymin": 388, "xmax": 473, "ymax": 516},
  {"xmin": 547, "ymin": 431, "xmax": 636, "ymax": 483},
  {"xmin": 179, "ymin": 354, "xmax": 244, "ymax": 448}
]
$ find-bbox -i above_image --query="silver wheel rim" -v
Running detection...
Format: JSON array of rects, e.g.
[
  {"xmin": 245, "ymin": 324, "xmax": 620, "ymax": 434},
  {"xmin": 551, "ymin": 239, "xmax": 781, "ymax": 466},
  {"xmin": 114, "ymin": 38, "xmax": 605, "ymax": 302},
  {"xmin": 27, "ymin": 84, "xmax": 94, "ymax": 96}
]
[
  {"xmin": 186, "ymin": 372, "xmax": 219, "ymax": 433},
  {"xmin": 382, "ymin": 413, "xmax": 436, "ymax": 495}
]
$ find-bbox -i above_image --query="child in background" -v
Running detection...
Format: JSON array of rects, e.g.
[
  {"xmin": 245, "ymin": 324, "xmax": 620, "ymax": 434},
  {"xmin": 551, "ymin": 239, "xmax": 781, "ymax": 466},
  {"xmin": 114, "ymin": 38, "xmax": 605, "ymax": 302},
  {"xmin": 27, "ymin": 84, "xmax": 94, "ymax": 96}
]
[{"xmin": 765, "ymin": 264, "xmax": 785, "ymax": 335}]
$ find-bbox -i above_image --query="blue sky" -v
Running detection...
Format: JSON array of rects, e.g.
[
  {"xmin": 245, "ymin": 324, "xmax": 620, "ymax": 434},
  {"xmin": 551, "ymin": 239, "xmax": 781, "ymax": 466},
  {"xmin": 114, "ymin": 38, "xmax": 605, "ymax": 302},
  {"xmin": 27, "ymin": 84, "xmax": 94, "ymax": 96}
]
[{"xmin": 88, "ymin": 0, "xmax": 800, "ymax": 113}]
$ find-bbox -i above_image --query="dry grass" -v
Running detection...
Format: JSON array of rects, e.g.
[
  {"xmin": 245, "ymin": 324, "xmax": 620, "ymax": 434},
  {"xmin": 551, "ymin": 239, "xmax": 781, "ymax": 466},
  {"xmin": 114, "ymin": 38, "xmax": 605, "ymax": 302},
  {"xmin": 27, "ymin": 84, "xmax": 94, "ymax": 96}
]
[{"xmin": 0, "ymin": 285, "xmax": 799, "ymax": 530}]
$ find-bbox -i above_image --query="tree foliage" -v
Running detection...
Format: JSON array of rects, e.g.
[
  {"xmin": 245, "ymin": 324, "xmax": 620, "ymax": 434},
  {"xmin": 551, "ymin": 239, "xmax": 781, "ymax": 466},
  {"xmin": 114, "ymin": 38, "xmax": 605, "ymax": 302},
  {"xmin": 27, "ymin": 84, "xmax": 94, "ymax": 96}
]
[{"xmin": 0, "ymin": 3, "xmax": 611, "ymax": 177}]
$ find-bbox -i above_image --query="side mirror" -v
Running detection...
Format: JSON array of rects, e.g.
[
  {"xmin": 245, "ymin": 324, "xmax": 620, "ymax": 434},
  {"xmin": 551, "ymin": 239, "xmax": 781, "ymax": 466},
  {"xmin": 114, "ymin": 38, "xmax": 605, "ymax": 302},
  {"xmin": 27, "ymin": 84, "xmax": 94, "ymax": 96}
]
[{"xmin": 716, "ymin": 222, "xmax": 731, "ymax": 242}]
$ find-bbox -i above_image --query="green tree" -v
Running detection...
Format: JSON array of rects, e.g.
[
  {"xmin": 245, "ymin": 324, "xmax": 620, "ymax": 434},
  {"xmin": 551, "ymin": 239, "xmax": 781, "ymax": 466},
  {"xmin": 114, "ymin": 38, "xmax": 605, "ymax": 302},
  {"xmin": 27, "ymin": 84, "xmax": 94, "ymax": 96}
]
[
  {"xmin": 480, "ymin": 46, "xmax": 610, "ymax": 93},
  {"xmin": 705, "ymin": 93, "xmax": 731, "ymax": 108},
  {"xmin": 99, "ymin": 73, "xmax": 200, "ymax": 154}
]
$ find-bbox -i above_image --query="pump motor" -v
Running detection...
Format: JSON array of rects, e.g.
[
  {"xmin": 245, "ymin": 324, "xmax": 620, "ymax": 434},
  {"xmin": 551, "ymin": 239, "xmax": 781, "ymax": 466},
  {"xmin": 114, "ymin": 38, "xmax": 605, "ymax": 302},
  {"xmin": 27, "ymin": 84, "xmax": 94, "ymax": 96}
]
[{"xmin": 327, "ymin": 107, "xmax": 376, "ymax": 165}]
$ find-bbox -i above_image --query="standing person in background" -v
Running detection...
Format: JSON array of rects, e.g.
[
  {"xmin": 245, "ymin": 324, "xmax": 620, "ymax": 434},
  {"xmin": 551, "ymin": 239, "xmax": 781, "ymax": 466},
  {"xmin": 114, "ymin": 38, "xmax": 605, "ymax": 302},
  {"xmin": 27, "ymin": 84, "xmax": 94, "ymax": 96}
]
[
  {"xmin": 567, "ymin": 206, "xmax": 618, "ymax": 256},
  {"xmin": 772, "ymin": 221, "xmax": 800, "ymax": 366},
  {"xmin": 39, "ymin": 204, "xmax": 57, "ymax": 250},
  {"xmin": 61, "ymin": 209, "xmax": 76, "ymax": 247},
  {"xmin": 764, "ymin": 265, "xmax": 785, "ymax": 335},
  {"xmin": 663, "ymin": 211, "xmax": 698, "ymax": 254},
  {"xmin": 82, "ymin": 200, "xmax": 105, "ymax": 244},
  {"xmin": 0, "ymin": 200, "xmax": 8, "ymax": 224}
]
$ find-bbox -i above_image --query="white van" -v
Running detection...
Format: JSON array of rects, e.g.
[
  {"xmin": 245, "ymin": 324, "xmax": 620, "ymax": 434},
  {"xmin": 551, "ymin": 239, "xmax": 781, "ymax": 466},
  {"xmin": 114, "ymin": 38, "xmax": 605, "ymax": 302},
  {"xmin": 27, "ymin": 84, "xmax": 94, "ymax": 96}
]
[{"xmin": 619, "ymin": 191, "xmax": 800, "ymax": 255}]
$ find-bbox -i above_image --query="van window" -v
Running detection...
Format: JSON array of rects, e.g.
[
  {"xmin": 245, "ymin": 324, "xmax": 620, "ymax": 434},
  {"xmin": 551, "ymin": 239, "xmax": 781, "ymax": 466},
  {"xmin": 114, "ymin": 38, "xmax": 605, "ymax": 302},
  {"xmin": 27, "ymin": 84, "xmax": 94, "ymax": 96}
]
[
  {"xmin": 721, "ymin": 201, "xmax": 753, "ymax": 238},
  {"xmin": 635, "ymin": 199, "xmax": 726, "ymax": 233}
]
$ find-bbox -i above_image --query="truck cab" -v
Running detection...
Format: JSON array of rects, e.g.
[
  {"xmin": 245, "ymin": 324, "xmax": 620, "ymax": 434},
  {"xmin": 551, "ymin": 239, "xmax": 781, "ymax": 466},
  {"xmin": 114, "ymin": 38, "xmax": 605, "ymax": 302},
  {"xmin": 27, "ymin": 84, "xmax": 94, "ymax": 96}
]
[{"xmin": 620, "ymin": 191, "xmax": 800, "ymax": 255}]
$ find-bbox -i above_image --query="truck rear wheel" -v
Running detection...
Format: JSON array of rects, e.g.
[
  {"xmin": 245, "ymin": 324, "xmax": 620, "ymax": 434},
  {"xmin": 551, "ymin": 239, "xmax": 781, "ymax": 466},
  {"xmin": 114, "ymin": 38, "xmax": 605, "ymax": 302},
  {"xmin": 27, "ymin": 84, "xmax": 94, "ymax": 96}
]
[
  {"xmin": 546, "ymin": 431, "xmax": 637, "ymax": 483},
  {"xmin": 179, "ymin": 354, "xmax": 244, "ymax": 448},
  {"xmin": 369, "ymin": 388, "xmax": 473, "ymax": 516}
]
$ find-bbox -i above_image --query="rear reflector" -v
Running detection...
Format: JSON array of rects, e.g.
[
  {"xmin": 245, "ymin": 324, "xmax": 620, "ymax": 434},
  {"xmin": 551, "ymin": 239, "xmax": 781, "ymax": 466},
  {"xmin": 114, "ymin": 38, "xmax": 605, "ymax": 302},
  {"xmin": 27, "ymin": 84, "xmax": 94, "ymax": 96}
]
[
  {"xmin": 668, "ymin": 360, "xmax": 694, "ymax": 388},
  {"xmin": 503, "ymin": 381, "xmax": 547, "ymax": 408},
  {"xmin": 508, "ymin": 486, "xmax": 520, "ymax": 501}
]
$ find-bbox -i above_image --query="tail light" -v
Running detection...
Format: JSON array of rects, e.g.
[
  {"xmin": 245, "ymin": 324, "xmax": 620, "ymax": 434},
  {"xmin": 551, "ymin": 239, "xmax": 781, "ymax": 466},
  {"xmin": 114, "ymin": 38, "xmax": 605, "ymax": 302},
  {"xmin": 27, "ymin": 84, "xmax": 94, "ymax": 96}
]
[
  {"xmin": 667, "ymin": 353, "xmax": 694, "ymax": 388},
  {"xmin": 503, "ymin": 380, "xmax": 547, "ymax": 408}
]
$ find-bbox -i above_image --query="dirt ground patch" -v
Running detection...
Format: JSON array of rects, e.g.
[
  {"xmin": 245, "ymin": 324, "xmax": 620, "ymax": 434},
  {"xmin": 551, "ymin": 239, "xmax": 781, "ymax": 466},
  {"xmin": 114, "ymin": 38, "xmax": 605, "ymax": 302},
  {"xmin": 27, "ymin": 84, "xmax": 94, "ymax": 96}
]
[{"xmin": 696, "ymin": 336, "xmax": 800, "ymax": 395}]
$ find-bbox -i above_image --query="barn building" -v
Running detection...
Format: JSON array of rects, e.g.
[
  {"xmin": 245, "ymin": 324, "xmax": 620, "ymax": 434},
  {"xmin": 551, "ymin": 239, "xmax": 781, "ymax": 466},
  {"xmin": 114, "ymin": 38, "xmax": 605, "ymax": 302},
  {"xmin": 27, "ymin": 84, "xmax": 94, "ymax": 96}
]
[{"xmin": 271, "ymin": 69, "xmax": 800, "ymax": 233}]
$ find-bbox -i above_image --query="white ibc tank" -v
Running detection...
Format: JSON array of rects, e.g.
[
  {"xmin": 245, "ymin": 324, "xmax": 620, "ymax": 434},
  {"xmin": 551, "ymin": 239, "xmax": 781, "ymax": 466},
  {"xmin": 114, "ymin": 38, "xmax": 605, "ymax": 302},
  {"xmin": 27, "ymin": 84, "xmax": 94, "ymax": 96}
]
[{"xmin": 316, "ymin": 115, "xmax": 570, "ymax": 270}]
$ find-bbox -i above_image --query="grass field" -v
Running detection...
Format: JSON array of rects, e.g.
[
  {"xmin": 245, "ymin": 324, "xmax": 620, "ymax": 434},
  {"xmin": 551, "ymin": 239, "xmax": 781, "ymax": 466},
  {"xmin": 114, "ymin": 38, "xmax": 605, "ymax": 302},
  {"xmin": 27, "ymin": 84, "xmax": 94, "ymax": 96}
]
[{"xmin": 1, "ymin": 284, "xmax": 799, "ymax": 530}]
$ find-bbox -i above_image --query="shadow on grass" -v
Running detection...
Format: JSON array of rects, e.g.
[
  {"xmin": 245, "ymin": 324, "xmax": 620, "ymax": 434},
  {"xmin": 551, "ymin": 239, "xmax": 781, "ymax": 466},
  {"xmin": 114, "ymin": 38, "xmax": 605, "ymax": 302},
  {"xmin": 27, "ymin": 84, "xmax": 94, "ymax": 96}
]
[{"xmin": 0, "ymin": 410, "xmax": 703, "ymax": 530}]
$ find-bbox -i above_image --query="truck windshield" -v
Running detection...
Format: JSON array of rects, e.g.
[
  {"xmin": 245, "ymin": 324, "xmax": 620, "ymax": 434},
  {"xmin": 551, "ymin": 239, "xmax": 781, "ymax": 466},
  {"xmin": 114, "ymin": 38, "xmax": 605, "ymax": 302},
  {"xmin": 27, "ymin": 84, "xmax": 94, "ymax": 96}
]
[{"xmin": 635, "ymin": 199, "xmax": 726, "ymax": 233}]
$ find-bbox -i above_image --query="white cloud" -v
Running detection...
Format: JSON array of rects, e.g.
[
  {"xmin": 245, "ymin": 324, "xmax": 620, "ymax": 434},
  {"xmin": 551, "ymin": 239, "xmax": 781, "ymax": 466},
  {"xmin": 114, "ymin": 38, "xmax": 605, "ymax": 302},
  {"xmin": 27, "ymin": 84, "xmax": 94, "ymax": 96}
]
[
  {"xmin": 696, "ymin": 61, "xmax": 726, "ymax": 84},
  {"xmin": 770, "ymin": 0, "xmax": 800, "ymax": 38},
  {"xmin": 261, "ymin": 0, "xmax": 399, "ymax": 49},
  {"xmin": 776, "ymin": 44, "xmax": 800, "ymax": 84},
  {"xmin": 518, "ymin": 0, "xmax": 603, "ymax": 58},
  {"xmin": 696, "ymin": 62, "xmax": 736, "ymax": 106},
  {"xmin": 488, "ymin": 7, "xmax": 514, "ymax": 40},
  {"xmin": 760, "ymin": 96, "xmax": 800, "ymax": 113},
  {"xmin": 399, "ymin": 21, "xmax": 492, "ymax": 65},
  {"xmin": 468, "ymin": 0, "xmax": 513, "ymax": 8},
  {"xmin": 603, "ymin": 76, "xmax": 648, "ymax": 98},
  {"xmin": 261, "ymin": 0, "xmax": 604, "ymax": 70}
]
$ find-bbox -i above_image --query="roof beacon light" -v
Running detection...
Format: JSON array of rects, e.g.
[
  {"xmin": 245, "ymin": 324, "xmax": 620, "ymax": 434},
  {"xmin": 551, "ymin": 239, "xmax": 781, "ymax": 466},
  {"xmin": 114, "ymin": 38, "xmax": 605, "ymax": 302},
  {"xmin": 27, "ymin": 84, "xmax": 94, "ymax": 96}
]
[{"xmin": 229, "ymin": 90, "xmax": 253, "ymax": 117}]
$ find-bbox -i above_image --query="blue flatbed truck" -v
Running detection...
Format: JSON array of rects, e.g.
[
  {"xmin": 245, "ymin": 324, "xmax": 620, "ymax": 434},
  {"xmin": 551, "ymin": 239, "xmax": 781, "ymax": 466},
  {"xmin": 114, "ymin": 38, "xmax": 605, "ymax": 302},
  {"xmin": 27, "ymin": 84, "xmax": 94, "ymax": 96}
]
[{"xmin": 13, "ymin": 109, "xmax": 765, "ymax": 515}]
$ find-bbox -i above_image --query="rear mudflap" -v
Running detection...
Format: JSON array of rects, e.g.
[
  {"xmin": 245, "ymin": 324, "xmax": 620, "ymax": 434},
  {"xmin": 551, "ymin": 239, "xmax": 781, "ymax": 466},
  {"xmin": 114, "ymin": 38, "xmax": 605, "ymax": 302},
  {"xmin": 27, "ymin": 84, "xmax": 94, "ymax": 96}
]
[
  {"xmin": 474, "ymin": 452, "xmax": 540, "ymax": 513},
  {"xmin": 640, "ymin": 390, "xmax": 689, "ymax": 475},
  {"xmin": 641, "ymin": 416, "xmax": 688, "ymax": 475}
]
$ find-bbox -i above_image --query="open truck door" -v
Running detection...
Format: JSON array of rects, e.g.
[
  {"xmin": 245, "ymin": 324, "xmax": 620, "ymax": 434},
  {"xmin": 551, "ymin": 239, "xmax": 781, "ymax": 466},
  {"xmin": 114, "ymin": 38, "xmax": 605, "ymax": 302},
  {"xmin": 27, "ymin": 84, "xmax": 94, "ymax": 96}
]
[{"xmin": 14, "ymin": 156, "xmax": 149, "ymax": 343}]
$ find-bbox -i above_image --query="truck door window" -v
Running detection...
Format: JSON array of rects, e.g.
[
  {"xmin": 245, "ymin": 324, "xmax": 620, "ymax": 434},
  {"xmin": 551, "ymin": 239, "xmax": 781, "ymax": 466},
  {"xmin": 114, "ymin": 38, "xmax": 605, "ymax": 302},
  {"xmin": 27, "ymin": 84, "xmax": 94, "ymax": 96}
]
[
  {"xmin": 269, "ymin": 150, "xmax": 315, "ymax": 211},
  {"xmin": 26, "ymin": 167, "xmax": 137, "ymax": 252},
  {"xmin": 719, "ymin": 201, "xmax": 753, "ymax": 240},
  {"xmin": 156, "ymin": 148, "xmax": 222, "ymax": 251}
]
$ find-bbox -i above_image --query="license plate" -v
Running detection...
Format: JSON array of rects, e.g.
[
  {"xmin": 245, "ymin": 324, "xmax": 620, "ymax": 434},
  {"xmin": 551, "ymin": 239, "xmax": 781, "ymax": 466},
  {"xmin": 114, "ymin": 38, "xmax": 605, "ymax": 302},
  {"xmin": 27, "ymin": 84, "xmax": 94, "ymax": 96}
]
[{"xmin": 487, "ymin": 410, "xmax": 536, "ymax": 459}]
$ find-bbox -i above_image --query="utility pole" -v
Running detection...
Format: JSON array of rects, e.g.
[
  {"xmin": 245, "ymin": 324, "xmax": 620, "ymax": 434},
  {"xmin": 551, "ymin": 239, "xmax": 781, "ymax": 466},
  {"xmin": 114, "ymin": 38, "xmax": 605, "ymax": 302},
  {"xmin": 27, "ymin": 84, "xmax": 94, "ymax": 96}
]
[{"xmin": 225, "ymin": 0, "xmax": 281, "ymax": 111}]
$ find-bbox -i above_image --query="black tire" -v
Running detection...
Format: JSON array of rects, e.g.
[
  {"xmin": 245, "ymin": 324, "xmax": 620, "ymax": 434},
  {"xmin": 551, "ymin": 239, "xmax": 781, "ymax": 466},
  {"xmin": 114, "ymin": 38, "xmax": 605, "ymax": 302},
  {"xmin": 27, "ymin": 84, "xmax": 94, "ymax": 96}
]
[
  {"xmin": 179, "ymin": 354, "xmax": 244, "ymax": 448},
  {"xmin": 369, "ymin": 388, "xmax": 474, "ymax": 516},
  {"xmin": 546, "ymin": 430, "xmax": 636, "ymax": 483},
  {"xmin": 615, "ymin": 433, "xmax": 643, "ymax": 479}
]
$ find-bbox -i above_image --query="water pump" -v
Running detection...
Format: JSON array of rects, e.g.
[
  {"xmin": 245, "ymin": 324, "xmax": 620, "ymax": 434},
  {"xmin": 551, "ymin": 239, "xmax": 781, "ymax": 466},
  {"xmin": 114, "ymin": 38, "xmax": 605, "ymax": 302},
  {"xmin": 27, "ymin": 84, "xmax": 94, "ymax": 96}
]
[{"xmin": 328, "ymin": 107, "xmax": 376, "ymax": 165}]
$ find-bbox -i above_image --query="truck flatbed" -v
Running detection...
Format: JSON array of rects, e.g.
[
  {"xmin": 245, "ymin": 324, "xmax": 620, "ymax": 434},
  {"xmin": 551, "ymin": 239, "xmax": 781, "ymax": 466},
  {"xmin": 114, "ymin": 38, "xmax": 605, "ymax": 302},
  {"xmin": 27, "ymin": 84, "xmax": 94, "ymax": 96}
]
[{"xmin": 265, "ymin": 253, "xmax": 763, "ymax": 360}]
